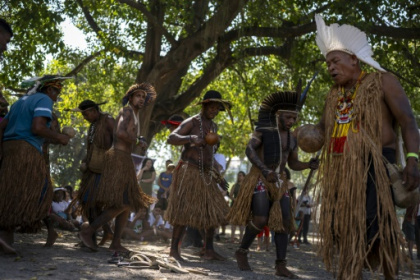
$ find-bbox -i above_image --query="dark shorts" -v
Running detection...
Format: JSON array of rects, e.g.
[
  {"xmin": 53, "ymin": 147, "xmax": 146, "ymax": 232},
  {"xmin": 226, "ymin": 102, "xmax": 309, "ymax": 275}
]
[
  {"xmin": 402, "ymin": 220, "xmax": 415, "ymax": 241},
  {"xmin": 366, "ymin": 147, "xmax": 395, "ymax": 242}
]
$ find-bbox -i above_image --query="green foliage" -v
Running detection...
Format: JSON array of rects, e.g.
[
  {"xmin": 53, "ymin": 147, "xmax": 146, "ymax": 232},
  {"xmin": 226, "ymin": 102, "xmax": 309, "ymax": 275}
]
[{"xmin": 1, "ymin": 0, "xmax": 419, "ymax": 187}]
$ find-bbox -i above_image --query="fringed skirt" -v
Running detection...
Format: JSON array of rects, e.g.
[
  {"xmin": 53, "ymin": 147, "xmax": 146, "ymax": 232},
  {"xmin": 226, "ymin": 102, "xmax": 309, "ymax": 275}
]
[
  {"xmin": 77, "ymin": 169, "xmax": 102, "ymax": 218},
  {"xmin": 228, "ymin": 165, "xmax": 293, "ymax": 232},
  {"xmin": 0, "ymin": 140, "xmax": 53, "ymax": 231},
  {"xmin": 165, "ymin": 161, "xmax": 228, "ymax": 230},
  {"xmin": 94, "ymin": 148, "xmax": 155, "ymax": 212}
]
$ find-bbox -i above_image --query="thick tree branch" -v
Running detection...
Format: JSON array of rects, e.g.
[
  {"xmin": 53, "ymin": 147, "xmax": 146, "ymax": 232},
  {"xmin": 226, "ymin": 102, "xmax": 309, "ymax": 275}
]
[
  {"xmin": 146, "ymin": 0, "xmax": 248, "ymax": 83},
  {"xmin": 184, "ymin": 0, "xmax": 210, "ymax": 34},
  {"xmin": 75, "ymin": 0, "xmax": 103, "ymax": 37},
  {"xmin": 65, "ymin": 50, "xmax": 103, "ymax": 77},
  {"xmin": 116, "ymin": 0, "xmax": 177, "ymax": 46},
  {"xmin": 364, "ymin": 25, "xmax": 420, "ymax": 40}
]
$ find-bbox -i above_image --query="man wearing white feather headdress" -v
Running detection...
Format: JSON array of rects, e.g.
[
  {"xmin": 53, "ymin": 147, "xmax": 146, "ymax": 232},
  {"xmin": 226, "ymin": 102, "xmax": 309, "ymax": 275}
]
[{"xmin": 314, "ymin": 14, "xmax": 419, "ymax": 279}]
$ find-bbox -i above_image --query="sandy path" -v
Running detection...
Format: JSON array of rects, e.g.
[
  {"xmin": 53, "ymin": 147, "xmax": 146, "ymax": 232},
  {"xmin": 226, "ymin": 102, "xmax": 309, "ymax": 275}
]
[{"xmin": 0, "ymin": 230, "xmax": 419, "ymax": 280}]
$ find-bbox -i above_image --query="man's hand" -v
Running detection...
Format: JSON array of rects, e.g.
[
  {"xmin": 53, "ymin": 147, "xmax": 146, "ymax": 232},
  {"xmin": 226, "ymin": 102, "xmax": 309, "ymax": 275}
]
[
  {"xmin": 308, "ymin": 158, "xmax": 320, "ymax": 170},
  {"xmin": 190, "ymin": 135, "xmax": 206, "ymax": 147},
  {"xmin": 403, "ymin": 158, "xmax": 420, "ymax": 191},
  {"xmin": 264, "ymin": 170, "xmax": 279, "ymax": 183},
  {"xmin": 137, "ymin": 137, "xmax": 148, "ymax": 148},
  {"xmin": 57, "ymin": 133, "xmax": 71, "ymax": 145}
]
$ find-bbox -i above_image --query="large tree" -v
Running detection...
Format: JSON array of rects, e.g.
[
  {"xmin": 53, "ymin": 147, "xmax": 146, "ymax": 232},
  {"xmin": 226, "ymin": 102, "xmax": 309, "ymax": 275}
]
[{"xmin": 1, "ymin": 1, "xmax": 419, "ymax": 177}]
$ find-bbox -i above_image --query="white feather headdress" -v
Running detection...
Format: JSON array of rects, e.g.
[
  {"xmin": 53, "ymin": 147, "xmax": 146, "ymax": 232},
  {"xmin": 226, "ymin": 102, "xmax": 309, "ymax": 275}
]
[{"xmin": 315, "ymin": 14, "xmax": 385, "ymax": 72}]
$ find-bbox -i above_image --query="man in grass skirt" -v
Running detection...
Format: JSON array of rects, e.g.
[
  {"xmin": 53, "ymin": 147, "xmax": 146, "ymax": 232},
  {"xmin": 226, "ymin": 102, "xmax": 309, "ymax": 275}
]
[
  {"xmin": 165, "ymin": 90, "xmax": 232, "ymax": 261},
  {"xmin": 72, "ymin": 100, "xmax": 115, "ymax": 247},
  {"xmin": 79, "ymin": 83, "xmax": 156, "ymax": 253},
  {"xmin": 0, "ymin": 75, "xmax": 71, "ymax": 254},
  {"xmin": 229, "ymin": 83, "xmax": 318, "ymax": 278}
]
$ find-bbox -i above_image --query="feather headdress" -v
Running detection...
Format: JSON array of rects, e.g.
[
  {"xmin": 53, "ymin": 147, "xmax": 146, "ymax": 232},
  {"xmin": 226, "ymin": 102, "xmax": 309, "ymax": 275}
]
[
  {"xmin": 20, "ymin": 75, "xmax": 72, "ymax": 95},
  {"xmin": 256, "ymin": 72, "xmax": 318, "ymax": 129},
  {"xmin": 315, "ymin": 14, "xmax": 385, "ymax": 72}
]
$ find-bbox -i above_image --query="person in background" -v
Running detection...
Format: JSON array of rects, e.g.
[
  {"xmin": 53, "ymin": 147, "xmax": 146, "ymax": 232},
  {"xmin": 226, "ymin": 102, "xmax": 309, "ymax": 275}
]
[
  {"xmin": 230, "ymin": 171, "xmax": 246, "ymax": 243},
  {"xmin": 137, "ymin": 158, "xmax": 156, "ymax": 197}
]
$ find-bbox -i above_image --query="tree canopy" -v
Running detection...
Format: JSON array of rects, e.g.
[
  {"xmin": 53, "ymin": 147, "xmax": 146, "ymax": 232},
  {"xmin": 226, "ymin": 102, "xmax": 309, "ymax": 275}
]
[{"xmin": 1, "ymin": 0, "xmax": 419, "ymax": 187}]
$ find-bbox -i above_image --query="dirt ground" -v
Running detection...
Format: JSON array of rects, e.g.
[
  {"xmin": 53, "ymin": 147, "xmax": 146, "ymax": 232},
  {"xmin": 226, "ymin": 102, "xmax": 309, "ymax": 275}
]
[{"xmin": 1, "ymin": 229, "xmax": 419, "ymax": 280}]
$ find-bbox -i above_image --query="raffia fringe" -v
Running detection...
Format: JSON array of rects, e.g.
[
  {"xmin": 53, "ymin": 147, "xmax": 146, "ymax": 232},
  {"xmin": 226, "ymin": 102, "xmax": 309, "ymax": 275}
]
[
  {"xmin": 0, "ymin": 140, "xmax": 52, "ymax": 231},
  {"xmin": 228, "ymin": 165, "xmax": 291, "ymax": 232},
  {"xmin": 95, "ymin": 148, "xmax": 155, "ymax": 213},
  {"xmin": 314, "ymin": 72, "xmax": 407, "ymax": 279},
  {"xmin": 77, "ymin": 170, "xmax": 100, "ymax": 218},
  {"xmin": 165, "ymin": 162, "xmax": 228, "ymax": 230}
]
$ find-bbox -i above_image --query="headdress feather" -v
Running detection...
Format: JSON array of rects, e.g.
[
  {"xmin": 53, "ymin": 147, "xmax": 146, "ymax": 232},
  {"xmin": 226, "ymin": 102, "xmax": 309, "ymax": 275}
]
[{"xmin": 315, "ymin": 14, "xmax": 385, "ymax": 72}]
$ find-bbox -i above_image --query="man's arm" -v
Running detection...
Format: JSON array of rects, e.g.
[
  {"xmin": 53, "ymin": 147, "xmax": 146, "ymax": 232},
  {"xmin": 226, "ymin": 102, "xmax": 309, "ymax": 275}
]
[
  {"xmin": 383, "ymin": 73, "xmax": 420, "ymax": 191},
  {"xmin": 288, "ymin": 148, "xmax": 319, "ymax": 171},
  {"xmin": 32, "ymin": 117, "xmax": 70, "ymax": 145},
  {"xmin": 0, "ymin": 118, "xmax": 9, "ymax": 159},
  {"xmin": 105, "ymin": 115, "xmax": 116, "ymax": 145},
  {"xmin": 246, "ymin": 131, "xmax": 278, "ymax": 182},
  {"xmin": 167, "ymin": 117, "xmax": 206, "ymax": 147}
]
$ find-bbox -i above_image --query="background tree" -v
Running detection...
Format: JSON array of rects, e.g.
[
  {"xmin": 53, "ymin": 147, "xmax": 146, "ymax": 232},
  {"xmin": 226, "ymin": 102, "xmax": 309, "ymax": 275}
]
[{"xmin": 1, "ymin": 0, "xmax": 419, "ymax": 187}]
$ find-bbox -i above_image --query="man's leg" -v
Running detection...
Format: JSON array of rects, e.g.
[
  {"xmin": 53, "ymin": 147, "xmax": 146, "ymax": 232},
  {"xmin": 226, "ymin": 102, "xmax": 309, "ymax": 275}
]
[
  {"xmin": 170, "ymin": 225, "xmax": 186, "ymax": 261},
  {"xmin": 109, "ymin": 208, "xmax": 130, "ymax": 252},
  {"xmin": 231, "ymin": 225, "xmax": 236, "ymax": 242},
  {"xmin": 415, "ymin": 217, "xmax": 420, "ymax": 260},
  {"xmin": 43, "ymin": 216, "xmax": 58, "ymax": 247},
  {"xmin": 79, "ymin": 206, "xmax": 126, "ymax": 251},
  {"xmin": 202, "ymin": 227, "xmax": 226, "ymax": 260},
  {"xmin": 0, "ymin": 230, "xmax": 16, "ymax": 254},
  {"xmin": 303, "ymin": 214, "xmax": 311, "ymax": 244},
  {"xmin": 96, "ymin": 205, "xmax": 114, "ymax": 247},
  {"xmin": 274, "ymin": 195, "xmax": 298, "ymax": 278},
  {"xmin": 235, "ymin": 191, "xmax": 270, "ymax": 271}
]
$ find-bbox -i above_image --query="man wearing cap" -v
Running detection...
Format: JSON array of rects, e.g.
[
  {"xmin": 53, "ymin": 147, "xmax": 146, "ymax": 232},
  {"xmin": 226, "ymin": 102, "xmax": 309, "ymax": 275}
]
[
  {"xmin": 0, "ymin": 75, "xmax": 71, "ymax": 254},
  {"xmin": 72, "ymin": 100, "xmax": 115, "ymax": 247},
  {"xmin": 165, "ymin": 90, "xmax": 232, "ymax": 261},
  {"xmin": 229, "ymin": 87, "xmax": 318, "ymax": 278},
  {"xmin": 79, "ymin": 83, "xmax": 156, "ymax": 252},
  {"xmin": 314, "ymin": 15, "xmax": 419, "ymax": 279}
]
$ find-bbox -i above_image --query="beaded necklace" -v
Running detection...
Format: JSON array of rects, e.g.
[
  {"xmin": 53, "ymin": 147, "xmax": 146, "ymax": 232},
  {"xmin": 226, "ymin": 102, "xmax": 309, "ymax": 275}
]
[
  {"xmin": 335, "ymin": 71, "xmax": 365, "ymax": 124},
  {"xmin": 88, "ymin": 122, "xmax": 96, "ymax": 144},
  {"xmin": 128, "ymin": 104, "xmax": 141, "ymax": 137},
  {"xmin": 331, "ymin": 71, "xmax": 365, "ymax": 154},
  {"xmin": 198, "ymin": 114, "xmax": 215, "ymax": 185}
]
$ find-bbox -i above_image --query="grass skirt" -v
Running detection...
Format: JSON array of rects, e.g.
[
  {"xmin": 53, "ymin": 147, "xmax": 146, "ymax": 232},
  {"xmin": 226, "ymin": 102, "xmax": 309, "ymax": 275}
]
[
  {"xmin": 0, "ymin": 140, "xmax": 52, "ymax": 231},
  {"xmin": 315, "ymin": 72, "xmax": 405, "ymax": 279},
  {"xmin": 228, "ymin": 165, "xmax": 293, "ymax": 232},
  {"xmin": 165, "ymin": 162, "xmax": 228, "ymax": 230},
  {"xmin": 94, "ymin": 148, "xmax": 155, "ymax": 212},
  {"xmin": 77, "ymin": 169, "xmax": 101, "ymax": 218}
]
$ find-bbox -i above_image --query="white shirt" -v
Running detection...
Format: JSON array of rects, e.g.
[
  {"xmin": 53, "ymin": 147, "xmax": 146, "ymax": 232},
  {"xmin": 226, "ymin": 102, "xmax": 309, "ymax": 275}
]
[
  {"xmin": 148, "ymin": 213, "xmax": 165, "ymax": 227},
  {"xmin": 51, "ymin": 201, "xmax": 69, "ymax": 214},
  {"xmin": 298, "ymin": 194, "xmax": 312, "ymax": 215}
]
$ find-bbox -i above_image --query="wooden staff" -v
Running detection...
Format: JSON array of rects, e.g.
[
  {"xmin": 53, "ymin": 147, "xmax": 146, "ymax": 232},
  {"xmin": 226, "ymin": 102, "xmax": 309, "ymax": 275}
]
[{"xmin": 291, "ymin": 150, "xmax": 321, "ymax": 247}]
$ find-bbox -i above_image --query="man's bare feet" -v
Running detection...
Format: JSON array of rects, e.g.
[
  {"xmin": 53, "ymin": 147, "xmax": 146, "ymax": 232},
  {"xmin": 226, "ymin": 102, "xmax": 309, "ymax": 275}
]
[
  {"xmin": 201, "ymin": 249, "xmax": 226, "ymax": 261},
  {"xmin": 0, "ymin": 238, "xmax": 16, "ymax": 254},
  {"xmin": 169, "ymin": 248, "xmax": 185, "ymax": 262},
  {"xmin": 108, "ymin": 242, "xmax": 129, "ymax": 253},
  {"xmin": 98, "ymin": 232, "xmax": 113, "ymax": 246},
  {"xmin": 44, "ymin": 230, "xmax": 58, "ymax": 247},
  {"xmin": 79, "ymin": 223, "xmax": 98, "ymax": 252}
]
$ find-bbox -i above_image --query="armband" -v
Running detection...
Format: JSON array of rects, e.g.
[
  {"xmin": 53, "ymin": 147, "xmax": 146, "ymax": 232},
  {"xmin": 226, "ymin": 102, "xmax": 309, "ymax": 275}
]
[{"xmin": 406, "ymin": 152, "xmax": 419, "ymax": 161}]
